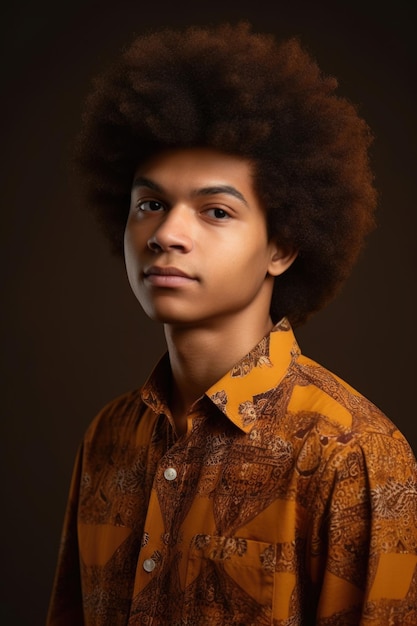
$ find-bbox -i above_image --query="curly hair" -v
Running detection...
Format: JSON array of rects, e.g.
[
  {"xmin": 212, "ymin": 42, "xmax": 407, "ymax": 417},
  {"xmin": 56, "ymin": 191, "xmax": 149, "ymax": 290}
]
[{"xmin": 75, "ymin": 22, "xmax": 377, "ymax": 326}]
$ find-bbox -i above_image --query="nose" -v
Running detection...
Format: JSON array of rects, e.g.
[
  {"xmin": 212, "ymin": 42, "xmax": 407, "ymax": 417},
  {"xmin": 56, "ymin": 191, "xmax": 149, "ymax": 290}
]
[{"xmin": 147, "ymin": 205, "xmax": 193, "ymax": 253}]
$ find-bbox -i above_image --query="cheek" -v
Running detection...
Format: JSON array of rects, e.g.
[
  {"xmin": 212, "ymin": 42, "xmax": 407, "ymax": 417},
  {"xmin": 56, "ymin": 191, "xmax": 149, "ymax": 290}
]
[
  {"xmin": 124, "ymin": 222, "xmax": 146, "ymax": 261},
  {"xmin": 233, "ymin": 237, "xmax": 271, "ymax": 275},
  {"xmin": 123, "ymin": 234, "xmax": 144, "ymax": 292},
  {"xmin": 211, "ymin": 249, "xmax": 270, "ymax": 300},
  {"xmin": 123, "ymin": 221, "xmax": 134, "ymax": 257},
  {"xmin": 123, "ymin": 241, "xmax": 135, "ymax": 279}
]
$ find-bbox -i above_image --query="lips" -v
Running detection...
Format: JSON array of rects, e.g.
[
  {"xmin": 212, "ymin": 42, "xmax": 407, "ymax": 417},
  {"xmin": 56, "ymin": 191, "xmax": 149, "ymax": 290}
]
[
  {"xmin": 143, "ymin": 266, "xmax": 197, "ymax": 287},
  {"xmin": 145, "ymin": 266, "xmax": 193, "ymax": 278}
]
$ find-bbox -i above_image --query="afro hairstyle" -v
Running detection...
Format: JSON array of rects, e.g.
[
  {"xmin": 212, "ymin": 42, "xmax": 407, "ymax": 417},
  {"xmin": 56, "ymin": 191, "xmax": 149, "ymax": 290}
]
[{"xmin": 75, "ymin": 22, "xmax": 377, "ymax": 326}]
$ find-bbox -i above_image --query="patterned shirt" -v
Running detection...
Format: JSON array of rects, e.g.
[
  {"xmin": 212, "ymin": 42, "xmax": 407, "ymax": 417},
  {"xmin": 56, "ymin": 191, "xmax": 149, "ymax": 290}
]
[{"xmin": 47, "ymin": 318, "xmax": 417, "ymax": 625}]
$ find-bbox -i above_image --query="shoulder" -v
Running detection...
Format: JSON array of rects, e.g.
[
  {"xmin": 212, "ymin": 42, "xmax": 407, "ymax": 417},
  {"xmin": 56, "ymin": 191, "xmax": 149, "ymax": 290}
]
[
  {"xmin": 288, "ymin": 353, "xmax": 402, "ymax": 440},
  {"xmin": 279, "ymin": 352, "xmax": 417, "ymax": 484},
  {"xmin": 290, "ymin": 357, "xmax": 417, "ymax": 496},
  {"xmin": 83, "ymin": 388, "xmax": 146, "ymax": 444}
]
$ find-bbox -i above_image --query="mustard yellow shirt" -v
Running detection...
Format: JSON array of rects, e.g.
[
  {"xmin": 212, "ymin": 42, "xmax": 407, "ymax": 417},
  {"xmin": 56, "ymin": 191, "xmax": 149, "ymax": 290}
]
[{"xmin": 48, "ymin": 318, "xmax": 417, "ymax": 625}]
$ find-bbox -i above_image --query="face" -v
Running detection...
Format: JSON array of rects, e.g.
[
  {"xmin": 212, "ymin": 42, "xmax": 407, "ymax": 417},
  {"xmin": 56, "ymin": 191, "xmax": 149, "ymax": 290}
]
[{"xmin": 124, "ymin": 147, "xmax": 295, "ymax": 329}]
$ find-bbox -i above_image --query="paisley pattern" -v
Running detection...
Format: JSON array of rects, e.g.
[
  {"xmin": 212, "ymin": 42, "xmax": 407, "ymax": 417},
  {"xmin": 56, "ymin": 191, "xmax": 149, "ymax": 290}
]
[{"xmin": 47, "ymin": 318, "xmax": 417, "ymax": 625}]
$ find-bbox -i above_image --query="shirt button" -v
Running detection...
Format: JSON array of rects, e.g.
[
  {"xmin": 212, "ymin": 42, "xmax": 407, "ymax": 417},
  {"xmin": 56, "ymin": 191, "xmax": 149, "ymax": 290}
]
[
  {"xmin": 164, "ymin": 467, "xmax": 177, "ymax": 481},
  {"xmin": 143, "ymin": 558, "xmax": 156, "ymax": 572}
]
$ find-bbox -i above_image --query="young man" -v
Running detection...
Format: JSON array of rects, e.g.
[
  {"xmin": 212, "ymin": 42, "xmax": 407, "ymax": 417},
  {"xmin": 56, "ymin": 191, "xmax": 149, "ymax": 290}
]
[{"xmin": 47, "ymin": 23, "xmax": 417, "ymax": 625}]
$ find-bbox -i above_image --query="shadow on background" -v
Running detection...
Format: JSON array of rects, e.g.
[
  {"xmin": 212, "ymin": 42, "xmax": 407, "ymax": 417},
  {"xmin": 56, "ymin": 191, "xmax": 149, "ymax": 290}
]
[{"xmin": 1, "ymin": 1, "xmax": 416, "ymax": 624}]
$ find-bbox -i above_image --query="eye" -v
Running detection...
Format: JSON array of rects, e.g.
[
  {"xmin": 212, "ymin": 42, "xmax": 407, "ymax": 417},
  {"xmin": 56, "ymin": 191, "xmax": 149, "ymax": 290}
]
[
  {"xmin": 204, "ymin": 207, "xmax": 231, "ymax": 220},
  {"xmin": 137, "ymin": 200, "xmax": 165, "ymax": 212}
]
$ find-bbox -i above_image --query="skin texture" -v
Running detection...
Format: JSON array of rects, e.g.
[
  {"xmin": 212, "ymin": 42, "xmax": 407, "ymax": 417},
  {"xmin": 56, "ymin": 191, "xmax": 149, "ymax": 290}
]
[{"xmin": 124, "ymin": 147, "xmax": 297, "ymax": 431}]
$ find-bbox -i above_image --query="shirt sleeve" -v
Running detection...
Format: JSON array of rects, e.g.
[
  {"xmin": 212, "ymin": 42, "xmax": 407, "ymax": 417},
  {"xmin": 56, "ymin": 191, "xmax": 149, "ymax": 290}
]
[
  {"xmin": 312, "ymin": 432, "xmax": 417, "ymax": 625},
  {"xmin": 46, "ymin": 444, "xmax": 85, "ymax": 626}
]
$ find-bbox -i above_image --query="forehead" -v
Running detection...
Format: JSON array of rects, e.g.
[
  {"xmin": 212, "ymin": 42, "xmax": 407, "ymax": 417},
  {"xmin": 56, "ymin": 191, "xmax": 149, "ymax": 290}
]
[{"xmin": 133, "ymin": 147, "xmax": 257, "ymax": 196}]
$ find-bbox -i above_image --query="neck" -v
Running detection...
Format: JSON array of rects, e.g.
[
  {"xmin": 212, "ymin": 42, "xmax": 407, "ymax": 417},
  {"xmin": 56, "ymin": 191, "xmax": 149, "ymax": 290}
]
[{"xmin": 164, "ymin": 311, "xmax": 274, "ymax": 433}]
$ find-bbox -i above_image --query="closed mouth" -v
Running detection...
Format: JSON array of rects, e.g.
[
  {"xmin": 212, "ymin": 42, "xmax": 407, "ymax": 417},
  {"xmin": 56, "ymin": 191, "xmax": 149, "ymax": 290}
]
[{"xmin": 144, "ymin": 266, "xmax": 194, "ymax": 279}]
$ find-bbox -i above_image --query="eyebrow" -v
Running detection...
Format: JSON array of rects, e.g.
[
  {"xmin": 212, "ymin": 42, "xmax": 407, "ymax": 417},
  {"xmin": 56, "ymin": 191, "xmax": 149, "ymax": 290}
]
[{"xmin": 132, "ymin": 176, "xmax": 249, "ymax": 207}]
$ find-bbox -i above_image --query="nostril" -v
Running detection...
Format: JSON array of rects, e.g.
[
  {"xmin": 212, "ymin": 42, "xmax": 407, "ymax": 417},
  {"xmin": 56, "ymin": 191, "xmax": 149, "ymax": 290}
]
[{"xmin": 148, "ymin": 237, "xmax": 162, "ymax": 252}]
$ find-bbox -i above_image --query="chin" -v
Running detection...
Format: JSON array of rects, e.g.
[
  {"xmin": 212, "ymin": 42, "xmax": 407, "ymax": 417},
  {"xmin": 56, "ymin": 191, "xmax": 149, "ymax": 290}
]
[{"xmin": 142, "ymin": 308, "xmax": 195, "ymax": 325}]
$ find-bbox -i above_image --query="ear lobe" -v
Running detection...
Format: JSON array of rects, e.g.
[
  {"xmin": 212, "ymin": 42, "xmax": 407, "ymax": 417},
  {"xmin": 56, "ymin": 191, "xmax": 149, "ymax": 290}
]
[{"xmin": 268, "ymin": 244, "xmax": 298, "ymax": 277}]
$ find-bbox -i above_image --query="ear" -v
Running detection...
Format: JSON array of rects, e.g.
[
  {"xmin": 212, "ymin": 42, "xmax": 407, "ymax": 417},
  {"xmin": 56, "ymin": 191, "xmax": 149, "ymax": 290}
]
[{"xmin": 267, "ymin": 242, "xmax": 298, "ymax": 277}]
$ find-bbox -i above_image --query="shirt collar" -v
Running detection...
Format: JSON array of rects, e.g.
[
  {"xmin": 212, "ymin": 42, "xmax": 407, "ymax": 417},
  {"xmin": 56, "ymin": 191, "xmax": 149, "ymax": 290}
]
[
  {"xmin": 141, "ymin": 318, "xmax": 300, "ymax": 433},
  {"xmin": 206, "ymin": 318, "xmax": 299, "ymax": 433}
]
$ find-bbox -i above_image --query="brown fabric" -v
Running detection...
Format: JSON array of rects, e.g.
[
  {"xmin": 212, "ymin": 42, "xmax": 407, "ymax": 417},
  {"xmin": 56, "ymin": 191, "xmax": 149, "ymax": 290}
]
[{"xmin": 47, "ymin": 319, "xmax": 417, "ymax": 625}]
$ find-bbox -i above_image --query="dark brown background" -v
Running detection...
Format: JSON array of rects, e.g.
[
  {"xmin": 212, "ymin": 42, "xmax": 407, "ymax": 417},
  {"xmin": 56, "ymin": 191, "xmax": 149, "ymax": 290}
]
[{"xmin": 1, "ymin": 1, "xmax": 416, "ymax": 624}]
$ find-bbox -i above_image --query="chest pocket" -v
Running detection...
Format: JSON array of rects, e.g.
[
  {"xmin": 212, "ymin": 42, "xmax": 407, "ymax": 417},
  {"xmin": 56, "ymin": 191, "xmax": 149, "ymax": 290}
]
[{"xmin": 184, "ymin": 534, "xmax": 275, "ymax": 625}]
